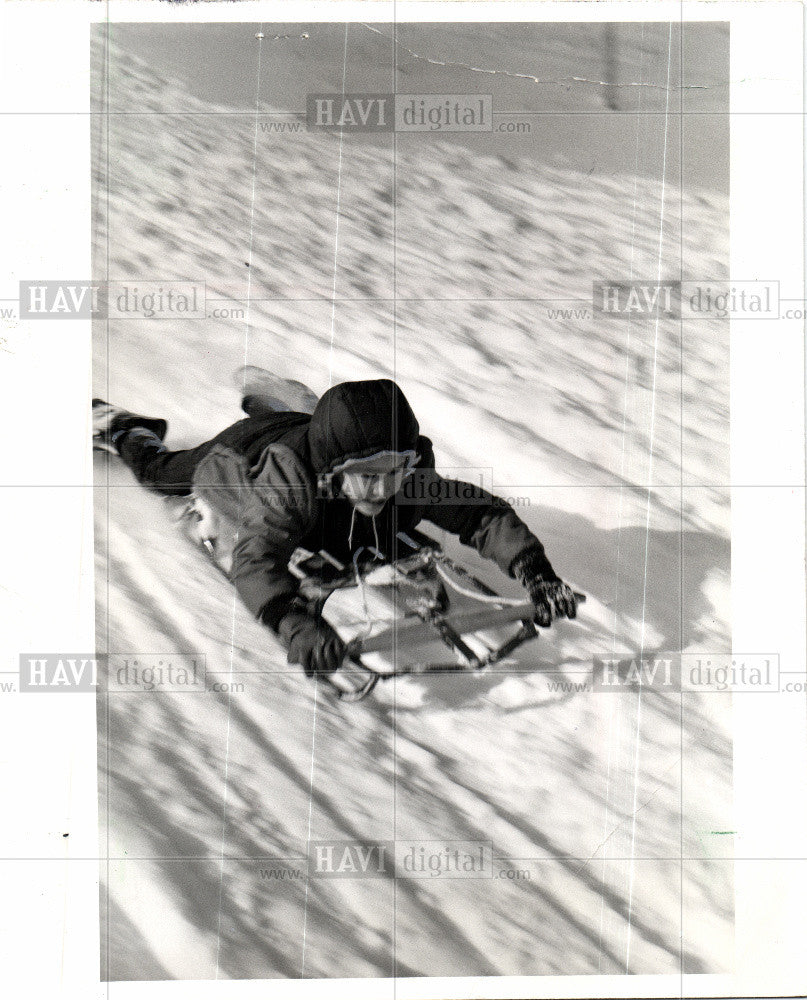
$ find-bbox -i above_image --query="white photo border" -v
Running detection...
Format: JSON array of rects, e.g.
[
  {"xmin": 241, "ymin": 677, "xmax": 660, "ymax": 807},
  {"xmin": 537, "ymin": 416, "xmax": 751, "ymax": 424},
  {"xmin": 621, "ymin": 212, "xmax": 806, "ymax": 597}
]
[{"xmin": 0, "ymin": 1, "xmax": 804, "ymax": 998}]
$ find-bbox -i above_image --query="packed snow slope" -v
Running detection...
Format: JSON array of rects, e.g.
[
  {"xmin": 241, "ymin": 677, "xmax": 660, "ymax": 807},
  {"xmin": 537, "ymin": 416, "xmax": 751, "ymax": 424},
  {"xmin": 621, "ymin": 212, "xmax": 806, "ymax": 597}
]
[{"xmin": 93, "ymin": 31, "xmax": 732, "ymax": 981}]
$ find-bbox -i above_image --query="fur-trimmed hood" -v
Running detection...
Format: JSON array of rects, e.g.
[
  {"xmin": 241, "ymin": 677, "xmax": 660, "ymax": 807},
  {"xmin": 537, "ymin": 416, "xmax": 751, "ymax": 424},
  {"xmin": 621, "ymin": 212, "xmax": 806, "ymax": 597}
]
[{"xmin": 307, "ymin": 379, "xmax": 420, "ymax": 474}]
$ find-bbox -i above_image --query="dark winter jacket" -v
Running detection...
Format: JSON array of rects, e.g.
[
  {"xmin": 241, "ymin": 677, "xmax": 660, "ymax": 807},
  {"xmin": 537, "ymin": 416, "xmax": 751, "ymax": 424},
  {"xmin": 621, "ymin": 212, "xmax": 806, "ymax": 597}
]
[{"xmin": 192, "ymin": 380, "xmax": 553, "ymax": 631}]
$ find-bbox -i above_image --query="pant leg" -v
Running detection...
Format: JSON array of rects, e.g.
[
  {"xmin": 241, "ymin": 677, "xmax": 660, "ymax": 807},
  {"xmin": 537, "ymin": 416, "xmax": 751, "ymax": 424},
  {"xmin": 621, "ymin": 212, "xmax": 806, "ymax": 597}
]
[
  {"xmin": 117, "ymin": 430, "xmax": 211, "ymax": 496},
  {"xmin": 118, "ymin": 417, "xmax": 261, "ymax": 496}
]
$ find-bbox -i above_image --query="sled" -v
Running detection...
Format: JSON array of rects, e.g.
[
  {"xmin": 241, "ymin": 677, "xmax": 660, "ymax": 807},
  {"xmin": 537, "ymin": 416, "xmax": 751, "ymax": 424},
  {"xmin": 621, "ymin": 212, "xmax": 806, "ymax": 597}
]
[
  {"xmin": 286, "ymin": 529, "xmax": 585, "ymax": 703},
  {"xmin": 170, "ymin": 491, "xmax": 585, "ymax": 703}
]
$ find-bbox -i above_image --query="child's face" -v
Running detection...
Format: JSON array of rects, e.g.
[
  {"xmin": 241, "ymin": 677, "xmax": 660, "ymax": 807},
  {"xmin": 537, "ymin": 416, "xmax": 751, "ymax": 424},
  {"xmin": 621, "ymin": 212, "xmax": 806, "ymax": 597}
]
[{"xmin": 339, "ymin": 454, "xmax": 412, "ymax": 516}]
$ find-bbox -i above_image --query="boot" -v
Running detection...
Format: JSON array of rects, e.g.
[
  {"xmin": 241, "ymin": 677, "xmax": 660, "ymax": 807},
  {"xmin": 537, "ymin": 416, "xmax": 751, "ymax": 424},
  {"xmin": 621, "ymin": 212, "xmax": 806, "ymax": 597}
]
[
  {"xmin": 92, "ymin": 398, "xmax": 168, "ymax": 454},
  {"xmin": 234, "ymin": 365, "xmax": 319, "ymax": 416}
]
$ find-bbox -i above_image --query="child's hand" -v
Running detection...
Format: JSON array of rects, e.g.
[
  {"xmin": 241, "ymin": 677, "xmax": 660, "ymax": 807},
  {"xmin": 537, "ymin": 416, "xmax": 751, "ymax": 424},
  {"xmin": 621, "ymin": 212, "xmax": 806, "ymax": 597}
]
[
  {"xmin": 524, "ymin": 579, "xmax": 578, "ymax": 628},
  {"xmin": 279, "ymin": 610, "xmax": 347, "ymax": 677},
  {"xmin": 511, "ymin": 545, "xmax": 577, "ymax": 627}
]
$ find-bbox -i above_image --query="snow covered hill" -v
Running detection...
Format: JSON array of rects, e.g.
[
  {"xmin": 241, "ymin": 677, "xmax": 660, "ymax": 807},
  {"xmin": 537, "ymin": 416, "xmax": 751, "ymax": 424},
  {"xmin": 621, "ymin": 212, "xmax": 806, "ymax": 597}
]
[{"xmin": 93, "ymin": 32, "xmax": 732, "ymax": 982}]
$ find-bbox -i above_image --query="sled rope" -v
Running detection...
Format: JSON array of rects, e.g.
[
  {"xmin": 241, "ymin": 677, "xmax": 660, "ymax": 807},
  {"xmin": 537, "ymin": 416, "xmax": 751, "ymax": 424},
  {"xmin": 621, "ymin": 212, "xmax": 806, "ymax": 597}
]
[
  {"xmin": 352, "ymin": 546, "xmax": 383, "ymax": 641},
  {"xmin": 432, "ymin": 557, "xmax": 527, "ymax": 606}
]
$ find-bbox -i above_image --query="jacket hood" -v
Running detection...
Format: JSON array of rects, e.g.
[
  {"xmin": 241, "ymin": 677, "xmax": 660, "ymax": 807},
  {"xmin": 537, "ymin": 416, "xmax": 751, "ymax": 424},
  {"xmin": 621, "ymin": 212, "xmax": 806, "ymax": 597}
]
[{"xmin": 307, "ymin": 379, "xmax": 420, "ymax": 474}]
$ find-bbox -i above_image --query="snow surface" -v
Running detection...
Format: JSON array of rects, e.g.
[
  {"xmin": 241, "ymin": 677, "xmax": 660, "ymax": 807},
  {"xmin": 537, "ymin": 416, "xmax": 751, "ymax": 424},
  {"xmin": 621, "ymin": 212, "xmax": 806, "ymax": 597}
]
[{"xmin": 93, "ymin": 29, "xmax": 732, "ymax": 982}]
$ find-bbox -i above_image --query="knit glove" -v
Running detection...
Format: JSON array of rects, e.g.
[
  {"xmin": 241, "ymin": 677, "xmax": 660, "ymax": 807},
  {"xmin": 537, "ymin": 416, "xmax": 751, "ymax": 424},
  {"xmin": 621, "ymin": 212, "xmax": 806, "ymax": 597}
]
[
  {"xmin": 511, "ymin": 546, "xmax": 577, "ymax": 628},
  {"xmin": 278, "ymin": 605, "xmax": 347, "ymax": 677}
]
